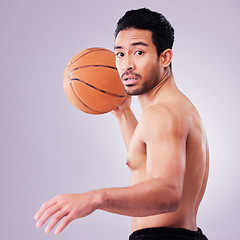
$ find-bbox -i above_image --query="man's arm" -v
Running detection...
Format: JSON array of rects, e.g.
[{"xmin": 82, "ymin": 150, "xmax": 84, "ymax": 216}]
[
  {"xmin": 34, "ymin": 177, "xmax": 179, "ymax": 235},
  {"xmin": 112, "ymin": 96, "xmax": 138, "ymax": 150},
  {"xmin": 34, "ymin": 106, "xmax": 189, "ymax": 235},
  {"xmin": 101, "ymin": 106, "xmax": 189, "ymax": 217}
]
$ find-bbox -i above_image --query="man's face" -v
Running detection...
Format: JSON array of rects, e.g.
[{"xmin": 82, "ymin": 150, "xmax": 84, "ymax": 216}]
[{"xmin": 114, "ymin": 28, "xmax": 161, "ymax": 95}]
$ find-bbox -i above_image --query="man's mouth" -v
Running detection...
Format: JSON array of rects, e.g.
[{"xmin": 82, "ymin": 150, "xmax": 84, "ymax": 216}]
[{"xmin": 123, "ymin": 75, "xmax": 140, "ymax": 85}]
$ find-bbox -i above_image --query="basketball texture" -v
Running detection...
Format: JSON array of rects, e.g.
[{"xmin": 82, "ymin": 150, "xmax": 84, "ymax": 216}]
[{"xmin": 63, "ymin": 47, "xmax": 127, "ymax": 114}]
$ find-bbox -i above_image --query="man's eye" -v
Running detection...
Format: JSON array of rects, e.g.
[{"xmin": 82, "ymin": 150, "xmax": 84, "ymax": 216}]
[
  {"xmin": 116, "ymin": 52, "xmax": 124, "ymax": 58},
  {"xmin": 135, "ymin": 50, "xmax": 144, "ymax": 55}
]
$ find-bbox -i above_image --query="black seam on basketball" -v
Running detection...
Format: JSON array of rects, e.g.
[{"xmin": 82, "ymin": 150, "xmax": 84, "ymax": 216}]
[
  {"xmin": 67, "ymin": 48, "xmax": 107, "ymax": 67},
  {"xmin": 71, "ymin": 78, "xmax": 126, "ymax": 98},
  {"xmin": 69, "ymin": 81, "xmax": 106, "ymax": 114},
  {"xmin": 74, "ymin": 64, "xmax": 117, "ymax": 70},
  {"xmin": 64, "ymin": 65, "xmax": 117, "ymax": 78}
]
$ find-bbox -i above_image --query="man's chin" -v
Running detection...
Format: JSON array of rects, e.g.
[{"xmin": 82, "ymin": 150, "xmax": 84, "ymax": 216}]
[
  {"xmin": 125, "ymin": 90, "xmax": 141, "ymax": 96},
  {"xmin": 124, "ymin": 86, "xmax": 140, "ymax": 96},
  {"xmin": 125, "ymin": 87, "xmax": 147, "ymax": 96}
]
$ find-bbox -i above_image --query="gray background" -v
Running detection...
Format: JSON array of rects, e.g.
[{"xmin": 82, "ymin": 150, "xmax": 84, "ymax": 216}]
[{"xmin": 1, "ymin": 0, "xmax": 239, "ymax": 239}]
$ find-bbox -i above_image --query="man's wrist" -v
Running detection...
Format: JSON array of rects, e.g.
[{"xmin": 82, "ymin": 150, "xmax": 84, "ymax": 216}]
[{"xmin": 92, "ymin": 188, "xmax": 107, "ymax": 210}]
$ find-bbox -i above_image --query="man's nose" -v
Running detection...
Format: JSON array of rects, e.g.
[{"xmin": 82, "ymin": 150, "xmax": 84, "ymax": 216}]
[{"xmin": 122, "ymin": 57, "xmax": 135, "ymax": 71}]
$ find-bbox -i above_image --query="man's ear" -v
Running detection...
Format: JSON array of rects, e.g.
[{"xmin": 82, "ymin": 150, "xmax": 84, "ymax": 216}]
[{"xmin": 160, "ymin": 49, "xmax": 173, "ymax": 68}]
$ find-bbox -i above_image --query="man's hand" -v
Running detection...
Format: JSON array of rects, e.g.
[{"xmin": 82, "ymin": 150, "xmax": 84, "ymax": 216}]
[
  {"xmin": 34, "ymin": 192, "xmax": 101, "ymax": 235},
  {"xmin": 112, "ymin": 96, "xmax": 132, "ymax": 118}
]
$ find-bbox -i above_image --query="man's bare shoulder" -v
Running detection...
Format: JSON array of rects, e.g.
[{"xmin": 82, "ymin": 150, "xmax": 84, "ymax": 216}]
[{"xmin": 138, "ymin": 103, "xmax": 191, "ymax": 142}]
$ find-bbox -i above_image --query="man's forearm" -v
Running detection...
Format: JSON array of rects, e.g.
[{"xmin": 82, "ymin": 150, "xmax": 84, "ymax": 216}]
[{"xmin": 96, "ymin": 178, "xmax": 181, "ymax": 217}]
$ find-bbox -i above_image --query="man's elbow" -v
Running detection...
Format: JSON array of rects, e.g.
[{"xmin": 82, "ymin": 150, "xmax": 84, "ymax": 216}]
[
  {"xmin": 168, "ymin": 185, "xmax": 182, "ymax": 212},
  {"xmin": 170, "ymin": 193, "xmax": 182, "ymax": 212},
  {"xmin": 158, "ymin": 185, "xmax": 182, "ymax": 214}
]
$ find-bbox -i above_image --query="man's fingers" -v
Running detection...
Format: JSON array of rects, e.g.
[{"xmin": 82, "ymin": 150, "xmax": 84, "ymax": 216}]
[
  {"xmin": 44, "ymin": 208, "xmax": 69, "ymax": 233},
  {"xmin": 34, "ymin": 194, "xmax": 89, "ymax": 234},
  {"xmin": 34, "ymin": 198, "xmax": 57, "ymax": 221},
  {"xmin": 54, "ymin": 214, "xmax": 74, "ymax": 235},
  {"xmin": 36, "ymin": 202, "xmax": 61, "ymax": 229}
]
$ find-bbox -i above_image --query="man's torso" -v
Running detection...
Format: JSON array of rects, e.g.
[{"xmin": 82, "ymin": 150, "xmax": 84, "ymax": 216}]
[{"xmin": 127, "ymin": 91, "xmax": 209, "ymax": 232}]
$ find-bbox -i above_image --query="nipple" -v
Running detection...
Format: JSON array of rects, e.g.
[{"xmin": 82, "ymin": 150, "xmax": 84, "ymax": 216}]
[{"xmin": 126, "ymin": 159, "xmax": 130, "ymax": 166}]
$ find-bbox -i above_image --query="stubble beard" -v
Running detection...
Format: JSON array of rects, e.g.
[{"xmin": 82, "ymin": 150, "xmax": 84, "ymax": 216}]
[{"xmin": 125, "ymin": 64, "xmax": 160, "ymax": 96}]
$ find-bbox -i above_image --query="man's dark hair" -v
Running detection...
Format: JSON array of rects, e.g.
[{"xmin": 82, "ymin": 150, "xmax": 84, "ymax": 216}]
[{"xmin": 115, "ymin": 8, "xmax": 175, "ymax": 68}]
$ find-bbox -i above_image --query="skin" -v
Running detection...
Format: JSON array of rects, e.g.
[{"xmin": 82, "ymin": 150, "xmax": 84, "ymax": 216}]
[{"xmin": 34, "ymin": 28, "xmax": 209, "ymax": 235}]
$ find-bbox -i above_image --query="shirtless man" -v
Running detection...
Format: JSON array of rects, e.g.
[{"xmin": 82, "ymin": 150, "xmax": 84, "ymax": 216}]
[{"xmin": 34, "ymin": 8, "xmax": 209, "ymax": 239}]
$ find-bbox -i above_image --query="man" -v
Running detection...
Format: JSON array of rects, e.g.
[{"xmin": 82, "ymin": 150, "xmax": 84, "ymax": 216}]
[{"xmin": 34, "ymin": 8, "xmax": 209, "ymax": 240}]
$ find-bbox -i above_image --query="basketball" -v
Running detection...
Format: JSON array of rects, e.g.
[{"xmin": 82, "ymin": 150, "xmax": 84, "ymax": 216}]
[{"xmin": 63, "ymin": 47, "xmax": 127, "ymax": 114}]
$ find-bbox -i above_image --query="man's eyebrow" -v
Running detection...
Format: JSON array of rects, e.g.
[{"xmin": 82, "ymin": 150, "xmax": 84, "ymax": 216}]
[
  {"xmin": 114, "ymin": 45, "xmax": 122, "ymax": 50},
  {"xmin": 114, "ymin": 42, "xmax": 148, "ymax": 50},
  {"xmin": 131, "ymin": 42, "xmax": 148, "ymax": 47}
]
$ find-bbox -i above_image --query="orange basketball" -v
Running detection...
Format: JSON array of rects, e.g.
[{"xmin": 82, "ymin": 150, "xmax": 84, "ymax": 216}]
[{"xmin": 63, "ymin": 47, "xmax": 127, "ymax": 114}]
